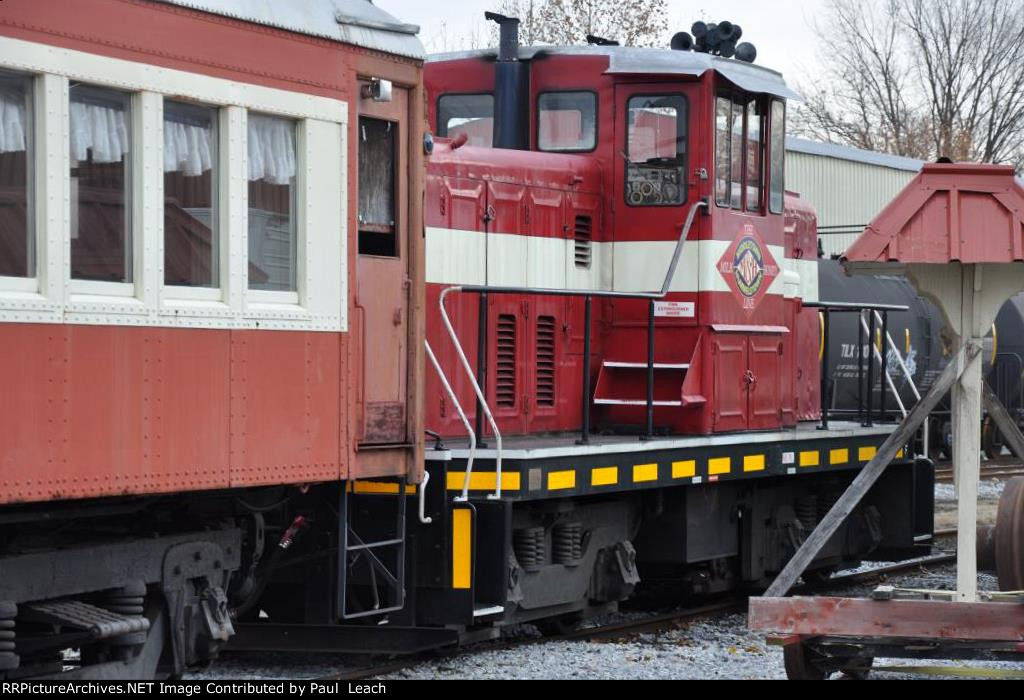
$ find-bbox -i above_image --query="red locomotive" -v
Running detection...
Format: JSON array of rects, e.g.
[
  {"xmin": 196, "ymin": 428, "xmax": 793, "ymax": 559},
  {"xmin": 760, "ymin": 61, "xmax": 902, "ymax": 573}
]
[{"xmin": 0, "ymin": 2, "xmax": 932, "ymax": 679}]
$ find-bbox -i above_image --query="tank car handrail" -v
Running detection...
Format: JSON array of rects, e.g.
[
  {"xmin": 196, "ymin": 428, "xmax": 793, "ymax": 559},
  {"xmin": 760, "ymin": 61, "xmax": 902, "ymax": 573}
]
[{"xmin": 425, "ymin": 339, "xmax": 478, "ymax": 504}]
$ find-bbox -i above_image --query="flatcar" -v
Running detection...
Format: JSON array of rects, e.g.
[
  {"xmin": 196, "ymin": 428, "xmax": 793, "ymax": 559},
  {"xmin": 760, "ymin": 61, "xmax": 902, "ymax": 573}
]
[{"xmin": 0, "ymin": 3, "xmax": 933, "ymax": 680}]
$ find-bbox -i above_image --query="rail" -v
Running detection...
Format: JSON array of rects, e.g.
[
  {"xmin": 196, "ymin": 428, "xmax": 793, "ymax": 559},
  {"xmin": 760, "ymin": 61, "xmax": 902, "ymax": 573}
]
[
  {"xmin": 425, "ymin": 339, "xmax": 478, "ymax": 503},
  {"xmin": 437, "ymin": 200, "xmax": 708, "ymax": 499}
]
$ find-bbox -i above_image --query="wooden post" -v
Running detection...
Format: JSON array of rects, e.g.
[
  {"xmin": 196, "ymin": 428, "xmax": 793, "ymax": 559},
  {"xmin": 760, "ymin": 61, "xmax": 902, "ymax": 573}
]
[
  {"xmin": 954, "ymin": 337, "xmax": 982, "ymax": 602},
  {"xmin": 762, "ymin": 343, "xmax": 976, "ymax": 598}
]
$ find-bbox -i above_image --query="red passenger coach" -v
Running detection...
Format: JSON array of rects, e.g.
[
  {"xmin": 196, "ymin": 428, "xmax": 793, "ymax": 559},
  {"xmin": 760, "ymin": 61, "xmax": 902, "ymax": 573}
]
[{"xmin": 0, "ymin": 0, "xmax": 425, "ymax": 678}]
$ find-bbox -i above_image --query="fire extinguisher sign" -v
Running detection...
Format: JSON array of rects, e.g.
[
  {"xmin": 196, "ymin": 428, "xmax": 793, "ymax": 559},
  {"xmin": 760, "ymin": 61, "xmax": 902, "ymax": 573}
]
[{"xmin": 654, "ymin": 301, "xmax": 695, "ymax": 318}]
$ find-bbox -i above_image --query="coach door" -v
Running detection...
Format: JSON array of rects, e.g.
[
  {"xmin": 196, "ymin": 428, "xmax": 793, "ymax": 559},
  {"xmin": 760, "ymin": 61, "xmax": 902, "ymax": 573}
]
[{"xmin": 356, "ymin": 86, "xmax": 410, "ymax": 445}]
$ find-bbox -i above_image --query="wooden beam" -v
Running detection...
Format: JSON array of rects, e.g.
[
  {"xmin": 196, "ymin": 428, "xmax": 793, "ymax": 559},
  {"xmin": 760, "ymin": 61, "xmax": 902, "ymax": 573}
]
[
  {"xmin": 762, "ymin": 343, "xmax": 978, "ymax": 598},
  {"xmin": 749, "ymin": 596, "xmax": 1024, "ymax": 641},
  {"xmin": 982, "ymin": 382, "xmax": 1024, "ymax": 460}
]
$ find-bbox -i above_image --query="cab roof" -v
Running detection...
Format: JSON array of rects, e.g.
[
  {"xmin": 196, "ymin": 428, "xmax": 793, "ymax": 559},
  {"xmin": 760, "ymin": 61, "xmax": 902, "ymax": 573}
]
[{"xmin": 428, "ymin": 45, "xmax": 800, "ymax": 100}]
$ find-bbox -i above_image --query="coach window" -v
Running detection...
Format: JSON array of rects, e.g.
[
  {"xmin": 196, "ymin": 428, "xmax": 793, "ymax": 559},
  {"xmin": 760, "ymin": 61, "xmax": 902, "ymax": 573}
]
[
  {"xmin": 247, "ymin": 113, "xmax": 297, "ymax": 292},
  {"xmin": 70, "ymin": 84, "xmax": 132, "ymax": 283},
  {"xmin": 164, "ymin": 100, "xmax": 218, "ymax": 288},
  {"xmin": 358, "ymin": 117, "xmax": 397, "ymax": 257},
  {"xmin": 769, "ymin": 100, "xmax": 786, "ymax": 214},
  {"xmin": 538, "ymin": 91, "xmax": 596, "ymax": 152},
  {"xmin": 437, "ymin": 93, "xmax": 494, "ymax": 147},
  {"xmin": 625, "ymin": 94, "xmax": 687, "ymax": 206},
  {"xmin": 0, "ymin": 70, "xmax": 33, "ymax": 280}
]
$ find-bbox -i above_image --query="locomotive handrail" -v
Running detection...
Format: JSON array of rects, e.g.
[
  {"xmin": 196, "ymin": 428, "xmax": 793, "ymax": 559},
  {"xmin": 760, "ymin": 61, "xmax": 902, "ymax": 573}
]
[
  {"xmin": 873, "ymin": 309, "xmax": 921, "ymax": 403},
  {"xmin": 803, "ymin": 301, "xmax": 910, "ymax": 312},
  {"xmin": 418, "ymin": 470, "xmax": 433, "ymax": 525},
  {"xmin": 425, "ymin": 339, "xmax": 477, "ymax": 504},
  {"xmin": 870, "ymin": 309, "xmax": 928, "ymax": 456},
  {"xmin": 453, "ymin": 199, "xmax": 708, "ymax": 302},
  {"xmin": 436, "ymin": 199, "xmax": 709, "ymax": 488},
  {"xmin": 439, "ymin": 287, "xmax": 504, "ymax": 501},
  {"xmin": 859, "ymin": 313, "xmax": 908, "ymax": 417}
]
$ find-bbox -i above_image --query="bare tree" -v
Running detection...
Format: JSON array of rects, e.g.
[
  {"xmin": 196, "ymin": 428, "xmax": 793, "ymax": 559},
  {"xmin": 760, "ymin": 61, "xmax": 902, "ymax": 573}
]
[
  {"xmin": 490, "ymin": 0, "xmax": 669, "ymax": 47},
  {"xmin": 796, "ymin": 0, "xmax": 1024, "ymax": 165}
]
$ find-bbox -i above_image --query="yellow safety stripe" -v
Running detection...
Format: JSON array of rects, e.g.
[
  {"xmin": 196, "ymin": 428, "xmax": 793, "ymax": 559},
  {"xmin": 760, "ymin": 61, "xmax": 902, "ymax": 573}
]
[{"xmin": 452, "ymin": 508, "xmax": 472, "ymax": 590}]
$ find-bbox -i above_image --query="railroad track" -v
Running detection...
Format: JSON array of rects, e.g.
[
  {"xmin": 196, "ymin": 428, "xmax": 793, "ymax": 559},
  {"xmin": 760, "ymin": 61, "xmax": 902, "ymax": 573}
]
[
  {"xmin": 325, "ymin": 539, "xmax": 960, "ymax": 681},
  {"xmin": 934, "ymin": 459, "xmax": 1024, "ymax": 484},
  {"xmin": 326, "ymin": 598, "xmax": 746, "ymax": 681}
]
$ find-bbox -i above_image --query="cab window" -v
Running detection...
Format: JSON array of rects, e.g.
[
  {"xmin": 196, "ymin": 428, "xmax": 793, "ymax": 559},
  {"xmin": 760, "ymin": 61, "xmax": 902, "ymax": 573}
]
[
  {"xmin": 716, "ymin": 92, "xmax": 769, "ymax": 212},
  {"xmin": 625, "ymin": 94, "xmax": 687, "ymax": 207},
  {"xmin": 437, "ymin": 93, "xmax": 494, "ymax": 148},
  {"xmin": 769, "ymin": 100, "xmax": 786, "ymax": 214},
  {"xmin": 538, "ymin": 91, "xmax": 596, "ymax": 152}
]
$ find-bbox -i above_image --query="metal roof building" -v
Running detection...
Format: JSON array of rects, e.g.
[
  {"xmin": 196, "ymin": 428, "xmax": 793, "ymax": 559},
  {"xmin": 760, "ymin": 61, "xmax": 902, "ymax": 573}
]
[{"xmin": 785, "ymin": 137, "xmax": 923, "ymax": 257}]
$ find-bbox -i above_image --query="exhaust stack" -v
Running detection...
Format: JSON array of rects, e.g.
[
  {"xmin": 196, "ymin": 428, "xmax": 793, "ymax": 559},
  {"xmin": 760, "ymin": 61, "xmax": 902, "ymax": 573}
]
[{"xmin": 486, "ymin": 12, "xmax": 530, "ymax": 150}]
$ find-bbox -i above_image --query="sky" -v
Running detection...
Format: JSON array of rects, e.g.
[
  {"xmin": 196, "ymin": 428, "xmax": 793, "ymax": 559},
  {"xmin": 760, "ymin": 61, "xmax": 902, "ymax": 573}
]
[{"xmin": 375, "ymin": 0, "xmax": 830, "ymax": 89}]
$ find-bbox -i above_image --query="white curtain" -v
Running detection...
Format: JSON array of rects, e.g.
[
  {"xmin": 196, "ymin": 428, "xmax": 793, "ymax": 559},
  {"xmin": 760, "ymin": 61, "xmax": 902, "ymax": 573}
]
[
  {"xmin": 70, "ymin": 100, "xmax": 129, "ymax": 164},
  {"xmin": 164, "ymin": 120, "xmax": 213, "ymax": 177},
  {"xmin": 0, "ymin": 91, "xmax": 26, "ymax": 154},
  {"xmin": 248, "ymin": 114, "xmax": 295, "ymax": 185}
]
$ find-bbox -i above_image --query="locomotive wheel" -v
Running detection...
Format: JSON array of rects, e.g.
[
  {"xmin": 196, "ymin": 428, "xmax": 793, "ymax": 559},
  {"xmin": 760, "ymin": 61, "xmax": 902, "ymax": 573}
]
[
  {"xmin": 982, "ymin": 417, "xmax": 1006, "ymax": 460},
  {"xmin": 782, "ymin": 641, "xmax": 827, "ymax": 680},
  {"xmin": 839, "ymin": 656, "xmax": 874, "ymax": 680},
  {"xmin": 535, "ymin": 613, "xmax": 584, "ymax": 636},
  {"xmin": 995, "ymin": 476, "xmax": 1024, "ymax": 591}
]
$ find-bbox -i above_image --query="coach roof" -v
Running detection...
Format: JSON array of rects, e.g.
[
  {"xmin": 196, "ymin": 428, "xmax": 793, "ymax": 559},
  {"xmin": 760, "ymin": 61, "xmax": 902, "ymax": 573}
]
[{"xmin": 155, "ymin": 0, "xmax": 425, "ymax": 60}]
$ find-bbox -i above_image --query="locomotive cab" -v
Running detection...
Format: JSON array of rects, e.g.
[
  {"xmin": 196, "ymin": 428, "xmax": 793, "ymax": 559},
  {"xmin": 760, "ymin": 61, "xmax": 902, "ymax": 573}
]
[{"xmin": 425, "ymin": 42, "xmax": 815, "ymax": 438}]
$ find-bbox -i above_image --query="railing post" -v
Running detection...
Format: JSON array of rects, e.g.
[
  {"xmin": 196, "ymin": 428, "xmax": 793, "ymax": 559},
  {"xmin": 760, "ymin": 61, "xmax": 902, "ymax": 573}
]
[
  {"xmin": 865, "ymin": 308, "xmax": 877, "ymax": 427},
  {"xmin": 857, "ymin": 309, "xmax": 865, "ymax": 425},
  {"xmin": 819, "ymin": 309, "xmax": 830, "ymax": 430},
  {"xmin": 646, "ymin": 299, "xmax": 655, "ymax": 439},
  {"xmin": 879, "ymin": 310, "xmax": 889, "ymax": 422},
  {"xmin": 476, "ymin": 291, "xmax": 488, "ymax": 447},
  {"xmin": 578, "ymin": 295, "xmax": 593, "ymax": 445}
]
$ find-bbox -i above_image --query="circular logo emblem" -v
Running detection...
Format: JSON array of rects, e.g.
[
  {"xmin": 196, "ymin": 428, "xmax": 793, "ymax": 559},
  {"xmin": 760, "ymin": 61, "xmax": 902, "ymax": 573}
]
[{"xmin": 732, "ymin": 236, "xmax": 765, "ymax": 298}]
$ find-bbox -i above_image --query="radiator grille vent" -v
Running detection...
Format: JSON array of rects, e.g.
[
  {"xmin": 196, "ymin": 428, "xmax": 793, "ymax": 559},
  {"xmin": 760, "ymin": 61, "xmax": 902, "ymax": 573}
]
[
  {"xmin": 574, "ymin": 215, "xmax": 593, "ymax": 268},
  {"xmin": 536, "ymin": 316, "xmax": 556, "ymax": 407},
  {"xmin": 496, "ymin": 314, "xmax": 517, "ymax": 408}
]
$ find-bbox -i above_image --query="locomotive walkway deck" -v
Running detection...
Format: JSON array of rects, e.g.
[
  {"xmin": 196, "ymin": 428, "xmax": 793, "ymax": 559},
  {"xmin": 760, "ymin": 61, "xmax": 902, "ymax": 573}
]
[{"xmin": 425, "ymin": 421, "xmax": 911, "ymax": 500}]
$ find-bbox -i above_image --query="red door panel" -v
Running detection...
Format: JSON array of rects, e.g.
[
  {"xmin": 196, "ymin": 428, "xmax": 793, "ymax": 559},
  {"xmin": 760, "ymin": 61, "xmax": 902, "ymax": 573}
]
[
  {"xmin": 712, "ymin": 335, "xmax": 748, "ymax": 432},
  {"xmin": 748, "ymin": 335, "xmax": 783, "ymax": 430}
]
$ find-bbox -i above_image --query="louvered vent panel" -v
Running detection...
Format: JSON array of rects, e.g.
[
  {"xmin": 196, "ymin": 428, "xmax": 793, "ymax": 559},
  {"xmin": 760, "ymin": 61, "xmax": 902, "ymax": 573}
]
[
  {"xmin": 574, "ymin": 215, "xmax": 593, "ymax": 268},
  {"xmin": 496, "ymin": 314, "xmax": 517, "ymax": 408},
  {"xmin": 536, "ymin": 316, "xmax": 556, "ymax": 407}
]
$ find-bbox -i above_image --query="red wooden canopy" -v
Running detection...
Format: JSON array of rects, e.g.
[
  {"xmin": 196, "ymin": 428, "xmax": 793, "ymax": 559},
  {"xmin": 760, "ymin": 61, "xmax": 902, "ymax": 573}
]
[{"xmin": 843, "ymin": 163, "xmax": 1024, "ymax": 264}]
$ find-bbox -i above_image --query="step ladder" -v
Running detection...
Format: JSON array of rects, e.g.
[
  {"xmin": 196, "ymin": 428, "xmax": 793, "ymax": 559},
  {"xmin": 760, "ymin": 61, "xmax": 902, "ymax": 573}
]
[
  {"xmin": 337, "ymin": 480, "xmax": 407, "ymax": 620},
  {"xmin": 593, "ymin": 360, "xmax": 695, "ymax": 407}
]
